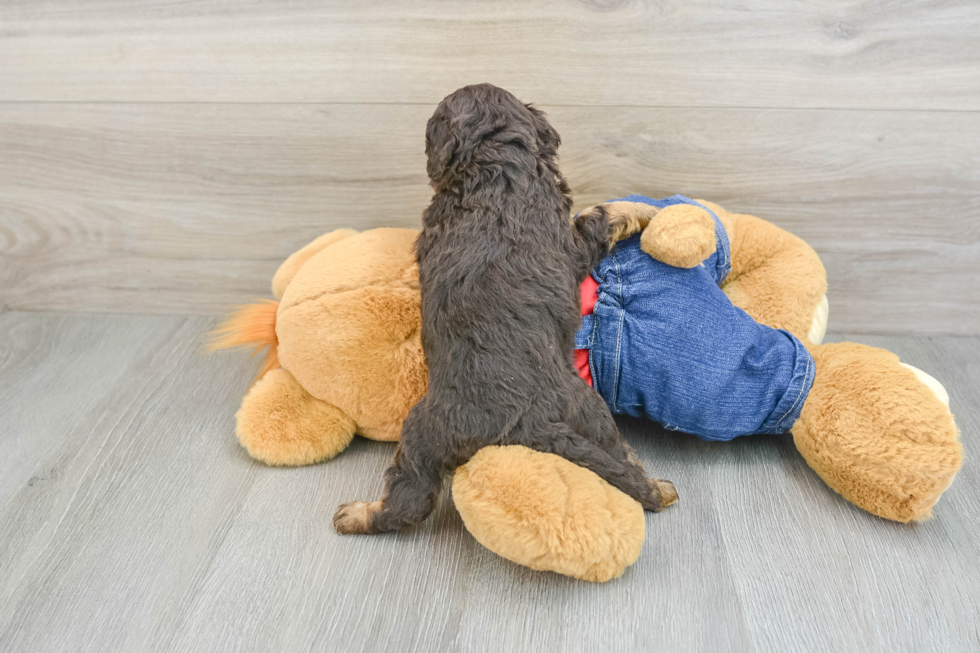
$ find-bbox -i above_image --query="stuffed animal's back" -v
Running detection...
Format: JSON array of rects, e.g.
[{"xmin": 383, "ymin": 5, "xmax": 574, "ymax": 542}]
[{"xmin": 276, "ymin": 228, "xmax": 426, "ymax": 441}]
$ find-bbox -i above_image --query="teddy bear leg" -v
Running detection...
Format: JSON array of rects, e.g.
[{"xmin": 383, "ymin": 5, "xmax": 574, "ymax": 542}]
[
  {"xmin": 706, "ymin": 203, "xmax": 828, "ymax": 345},
  {"xmin": 791, "ymin": 342, "xmax": 962, "ymax": 523},
  {"xmin": 452, "ymin": 445, "xmax": 646, "ymax": 583},
  {"xmin": 235, "ymin": 367, "xmax": 357, "ymax": 466}
]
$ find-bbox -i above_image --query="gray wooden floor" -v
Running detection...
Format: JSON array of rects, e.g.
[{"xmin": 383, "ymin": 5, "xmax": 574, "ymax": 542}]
[
  {"xmin": 1, "ymin": 310, "xmax": 977, "ymax": 652},
  {"xmin": 2, "ymin": 1, "xmax": 979, "ymax": 650}
]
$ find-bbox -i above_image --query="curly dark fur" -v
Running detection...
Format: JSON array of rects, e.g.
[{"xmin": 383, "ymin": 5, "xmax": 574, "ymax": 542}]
[{"xmin": 334, "ymin": 84, "xmax": 675, "ymax": 535}]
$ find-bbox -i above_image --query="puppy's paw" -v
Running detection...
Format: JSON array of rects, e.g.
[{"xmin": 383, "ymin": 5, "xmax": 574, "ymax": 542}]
[
  {"xmin": 333, "ymin": 500, "xmax": 382, "ymax": 534},
  {"xmin": 644, "ymin": 478, "xmax": 679, "ymax": 512},
  {"xmin": 575, "ymin": 204, "xmax": 610, "ymax": 238},
  {"xmin": 656, "ymin": 479, "xmax": 679, "ymax": 508},
  {"xmin": 603, "ymin": 201, "xmax": 661, "ymax": 245}
]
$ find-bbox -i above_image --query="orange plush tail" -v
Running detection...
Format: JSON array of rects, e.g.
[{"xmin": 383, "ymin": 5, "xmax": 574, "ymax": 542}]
[{"xmin": 207, "ymin": 299, "xmax": 280, "ymax": 381}]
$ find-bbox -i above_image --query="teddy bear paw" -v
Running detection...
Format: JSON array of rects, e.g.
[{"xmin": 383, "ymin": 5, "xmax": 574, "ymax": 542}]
[
  {"xmin": 900, "ymin": 363, "xmax": 950, "ymax": 407},
  {"xmin": 640, "ymin": 204, "xmax": 716, "ymax": 268}
]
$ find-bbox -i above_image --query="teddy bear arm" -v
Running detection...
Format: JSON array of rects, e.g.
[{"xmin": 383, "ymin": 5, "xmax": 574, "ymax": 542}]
[
  {"xmin": 272, "ymin": 229, "xmax": 359, "ymax": 299},
  {"xmin": 236, "ymin": 367, "xmax": 357, "ymax": 465},
  {"xmin": 709, "ymin": 206, "xmax": 828, "ymax": 344},
  {"xmin": 639, "ymin": 204, "xmax": 717, "ymax": 268},
  {"xmin": 579, "ymin": 201, "xmax": 717, "ymax": 268}
]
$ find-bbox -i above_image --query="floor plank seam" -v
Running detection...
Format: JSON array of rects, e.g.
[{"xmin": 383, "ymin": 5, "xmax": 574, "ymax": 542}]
[{"xmin": 4, "ymin": 310, "xmax": 976, "ymax": 341}]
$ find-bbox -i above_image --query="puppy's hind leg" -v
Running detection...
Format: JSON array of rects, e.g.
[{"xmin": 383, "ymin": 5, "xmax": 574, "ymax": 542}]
[
  {"xmin": 333, "ymin": 403, "xmax": 452, "ymax": 534},
  {"xmin": 565, "ymin": 381, "xmax": 678, "ymax": 510},
  {"xmin": 525, "ymin": 422, "xmax": 674, "ymax": 512}
]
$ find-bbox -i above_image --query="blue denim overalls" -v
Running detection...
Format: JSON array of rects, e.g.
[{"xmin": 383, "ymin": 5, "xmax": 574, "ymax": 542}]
[{"xmin": 574, "ymin": 195, "xmax": 815, "ymax": 441}]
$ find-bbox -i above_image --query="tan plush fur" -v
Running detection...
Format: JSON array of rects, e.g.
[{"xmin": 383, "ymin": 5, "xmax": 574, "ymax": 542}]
[
  {"xmin": 453, "ymin": 445, "xmax": 645, "ymax": 582},
  {"xmin": 701, "ymin": 200, "xmax": 828, "ymax": 345},
  {"xmin": 214, "ymin": 198, "xmax": 962, "ymax": 580},
  {"xmin": 276, "ymin": 228, "xmax": 426, "ymax": 443},
  {"xmin": 237, "ymin": 367, "xmax": 357, "ymax": 465},
  {"xmin": 207, "ymin": 300, "xmax": 280, "ymax": 381},
  {"xmin": 272, "ymin": 229, "xmax": 358, "ymax": 299},
  {"xmin": 639, "ymin": 204, "xmax": 717, "ymax": 269},
  {"xmin": 584, "ymin": 201, "xmax": 716, "ymax": 269},
  {"xmin": 699, "ymin": 200, "xmax": 960, "ymax": 521},
  {"xmin": 212, "ymin": 228, "xmax": 425, "ymax": 467},
  {"xmin": 793, "ymin": 342, "xmax": 962, "ymax": 522}
]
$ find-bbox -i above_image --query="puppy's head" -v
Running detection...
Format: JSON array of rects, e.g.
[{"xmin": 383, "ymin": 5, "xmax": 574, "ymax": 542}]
[{"xmin": 425, "ymin": 84, "xmax": 564, "ymax": 195}]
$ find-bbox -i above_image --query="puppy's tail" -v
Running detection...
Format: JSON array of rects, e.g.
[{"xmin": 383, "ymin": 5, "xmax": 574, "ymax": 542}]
[{"xmin": 207, "ymin": 299, "xmax": 280, "ymax": 381}]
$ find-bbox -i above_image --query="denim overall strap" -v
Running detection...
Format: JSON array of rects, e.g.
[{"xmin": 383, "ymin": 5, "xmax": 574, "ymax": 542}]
[
  {"xmin": 575, "ymin": 315, "xmax": 596, "ymax": 348},
  {"xmin": 579, "ymin": 195, "xmax": 816, "ymax": 441},
  {"xmin": 613, "ymin": 194, "xmax": 730, "ymax": 284}
]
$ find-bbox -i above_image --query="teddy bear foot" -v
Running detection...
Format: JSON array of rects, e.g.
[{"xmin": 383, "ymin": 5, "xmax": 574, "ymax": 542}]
[
  {"xmin": 793, "ymin": 342, "xmax": 962, "ymax": 523},
  {"xmin": 808, "ymin": 295, "xmax": 829, "ymax": 345},
  {"xmin": 236, "ymin": 368, "xmax": 357, "ymax": 466},
  {"xmin": 453, "ymin": 445, "xmax": 646, "ymax": 582},
  {"xmin": 900, "ymin": 363, "xmax": 950, "ymax": 407}
]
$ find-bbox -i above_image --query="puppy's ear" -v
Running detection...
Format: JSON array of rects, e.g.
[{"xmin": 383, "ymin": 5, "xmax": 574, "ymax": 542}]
[
  {"xmin": 425, "ymin": 115, "xmax": 458, "ymax": 184},
  {"xmin": 525, "ymin": 102, "xmax": 569, "ymax": 208},
  {"xmin": 525, "ymin": 103, "xmax": 560, "ymax": 156}
]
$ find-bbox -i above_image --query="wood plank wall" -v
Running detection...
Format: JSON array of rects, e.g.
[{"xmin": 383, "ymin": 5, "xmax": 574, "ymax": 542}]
[{"xmin": 1, "ymin": 0, "xmax": 978, "ymax": 334}]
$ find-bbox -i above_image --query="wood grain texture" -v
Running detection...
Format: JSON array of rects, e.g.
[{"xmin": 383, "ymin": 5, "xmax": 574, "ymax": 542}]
[
  {"xmin": 1, "ymin": 0, "xmax": 979, "ymax": 110},
  {"xmin": 0, "ymin": 314, "xmax": 977, "ymax": 652},
  {"xmin": 1, "ymin": 103, "xmax": 977, "ymax": 333}
]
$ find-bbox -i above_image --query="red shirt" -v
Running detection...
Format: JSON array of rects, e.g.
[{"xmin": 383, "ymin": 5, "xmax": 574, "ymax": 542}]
[{"xmin": 574, "ymin": 276, "xmax": 599, "ymax": 386}]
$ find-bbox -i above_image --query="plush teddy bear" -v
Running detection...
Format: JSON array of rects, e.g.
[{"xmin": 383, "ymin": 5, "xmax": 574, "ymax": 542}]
[{"xmin": 211, "ymin": 197, "xmax": 961, "ymax": 582}]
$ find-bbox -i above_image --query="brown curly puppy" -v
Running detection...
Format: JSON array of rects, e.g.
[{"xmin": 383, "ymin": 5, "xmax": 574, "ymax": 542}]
[{"xmin": 334, "ymin": 84, "xmax": 676, "ymax": 535}]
